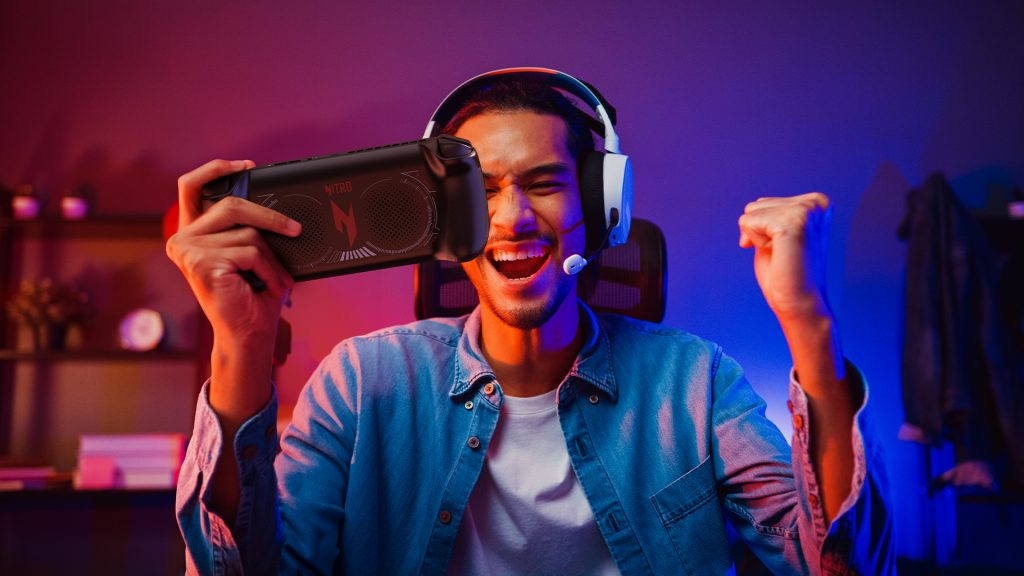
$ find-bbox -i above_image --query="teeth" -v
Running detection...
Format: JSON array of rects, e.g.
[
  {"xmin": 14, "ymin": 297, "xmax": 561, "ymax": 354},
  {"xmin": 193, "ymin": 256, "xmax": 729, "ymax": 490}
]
[{"xmin": 492, "ymin": 244, "xmax": 546, "ymax": 261}]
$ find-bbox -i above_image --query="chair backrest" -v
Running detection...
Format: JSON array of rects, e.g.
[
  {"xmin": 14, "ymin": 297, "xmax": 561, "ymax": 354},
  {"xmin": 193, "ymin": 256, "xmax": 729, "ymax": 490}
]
[{"xmin": 414, "ymin": 218, "xmax": 666, "ymax": 322}]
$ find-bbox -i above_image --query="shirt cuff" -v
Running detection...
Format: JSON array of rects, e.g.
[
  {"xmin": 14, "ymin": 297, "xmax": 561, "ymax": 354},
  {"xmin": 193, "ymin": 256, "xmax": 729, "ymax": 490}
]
[
  {"xmin": 787, "ymin": 360, "xmax": 870, "ymax": 531},
  {"xmin": 185, "ymin": 380, "xmax": 280, "ymax": 515}
]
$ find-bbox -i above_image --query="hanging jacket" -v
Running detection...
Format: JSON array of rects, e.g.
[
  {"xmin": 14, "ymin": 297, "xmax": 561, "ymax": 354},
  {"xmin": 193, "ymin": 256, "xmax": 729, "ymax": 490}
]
[{"xmin": 899, "ymin": 173, "xmax": 1023, "ymax": 483}]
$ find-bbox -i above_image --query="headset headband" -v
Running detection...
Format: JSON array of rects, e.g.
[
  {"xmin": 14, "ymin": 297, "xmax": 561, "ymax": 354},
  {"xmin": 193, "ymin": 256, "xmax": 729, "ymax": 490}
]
[{"xmin": 423, "ymin": 67, "xmax": 621, "ymax": 153}]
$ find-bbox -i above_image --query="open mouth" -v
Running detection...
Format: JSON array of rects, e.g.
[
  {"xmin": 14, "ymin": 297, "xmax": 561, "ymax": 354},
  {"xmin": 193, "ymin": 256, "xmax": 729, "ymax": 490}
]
[{"xmin": 488, "ymin": 243, "xmax": 550, "ymax": 280}]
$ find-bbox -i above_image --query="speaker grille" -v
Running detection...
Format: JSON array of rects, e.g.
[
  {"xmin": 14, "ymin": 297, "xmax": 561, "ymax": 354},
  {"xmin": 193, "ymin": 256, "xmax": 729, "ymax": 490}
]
[
  {"xmin": 365, "ymin": 181, "xmax": 431, "ymax": 254},
  {"xmin": 264, "ymin": 195, "xmax": 327, "ymax": 268}
]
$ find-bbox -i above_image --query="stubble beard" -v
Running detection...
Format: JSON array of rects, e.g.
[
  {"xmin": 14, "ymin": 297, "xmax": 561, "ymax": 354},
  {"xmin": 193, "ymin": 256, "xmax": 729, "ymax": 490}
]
[{"xmin": 473, "ymin": 260, "xmax": 577, "ymax": 330}]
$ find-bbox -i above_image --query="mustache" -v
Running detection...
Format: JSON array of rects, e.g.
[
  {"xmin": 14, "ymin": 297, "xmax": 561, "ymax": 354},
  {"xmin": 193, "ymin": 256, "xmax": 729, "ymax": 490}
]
[{"xmin": 486, "ymin": 229, "xmax": 549, "ymax": 243}]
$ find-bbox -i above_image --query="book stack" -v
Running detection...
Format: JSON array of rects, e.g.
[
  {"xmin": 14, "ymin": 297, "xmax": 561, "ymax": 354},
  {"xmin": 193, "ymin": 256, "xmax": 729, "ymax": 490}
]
[
  {"xmin": 75, "ymin": 433, "xmax": 186, "ymax": 490},
  {"xmin": 0, "ymin": 460, "xmax": 59, "ymax": 491}
]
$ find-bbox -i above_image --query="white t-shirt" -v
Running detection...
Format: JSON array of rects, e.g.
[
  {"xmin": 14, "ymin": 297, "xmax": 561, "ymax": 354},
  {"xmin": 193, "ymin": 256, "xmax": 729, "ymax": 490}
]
[{"xmin": 447, "ymin": 388, "xmax": 621, "ymax": 575}]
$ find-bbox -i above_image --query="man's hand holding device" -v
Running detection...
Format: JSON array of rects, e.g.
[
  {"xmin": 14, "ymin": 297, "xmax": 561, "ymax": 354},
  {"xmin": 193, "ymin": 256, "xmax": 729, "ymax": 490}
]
[{"xmin": 166, "ymin": 136, "xmax": 489, "ymax": 424}]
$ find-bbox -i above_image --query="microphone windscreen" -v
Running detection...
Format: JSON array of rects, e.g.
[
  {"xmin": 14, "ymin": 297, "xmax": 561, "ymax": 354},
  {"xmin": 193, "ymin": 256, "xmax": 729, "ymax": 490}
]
[{"xmin": 563, "ymin": 254, "xmax": 587, "ymax": 275}]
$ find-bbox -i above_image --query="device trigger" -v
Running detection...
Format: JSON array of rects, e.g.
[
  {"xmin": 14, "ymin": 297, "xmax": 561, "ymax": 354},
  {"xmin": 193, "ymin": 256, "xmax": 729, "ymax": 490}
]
[{"xmin": 239, "ymin": 270, "xmax": 267, "ymax": 293}]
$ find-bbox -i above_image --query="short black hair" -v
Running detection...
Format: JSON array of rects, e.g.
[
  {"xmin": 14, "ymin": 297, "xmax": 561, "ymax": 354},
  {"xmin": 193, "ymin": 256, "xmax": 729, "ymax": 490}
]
[{"xmin": 439, "ymin": 77, "xmax": 596, "ymax": 161}]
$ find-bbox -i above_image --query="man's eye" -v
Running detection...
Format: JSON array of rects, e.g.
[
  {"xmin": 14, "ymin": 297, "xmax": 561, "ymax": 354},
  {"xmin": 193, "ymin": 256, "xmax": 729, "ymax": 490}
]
[{"xmin": 528, "ymin": 181, "xmax": 565, "ymax": 194}]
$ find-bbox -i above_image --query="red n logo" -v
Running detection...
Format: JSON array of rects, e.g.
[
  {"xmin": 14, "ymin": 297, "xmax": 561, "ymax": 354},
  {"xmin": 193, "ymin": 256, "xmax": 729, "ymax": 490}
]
[{"xmin": 331, "ymin": 201, "xmax": 358, "ymax": 247}]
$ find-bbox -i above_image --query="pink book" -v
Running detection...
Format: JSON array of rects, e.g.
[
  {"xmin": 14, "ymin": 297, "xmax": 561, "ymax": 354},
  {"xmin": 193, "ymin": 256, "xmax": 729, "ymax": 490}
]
[
  {"xmin": 75, "ymin": 456, "xmax": 118, "ymax": 489},
  {"xmin": 79, "ymin": 433, "xmax": 186, "ymax": 457}
]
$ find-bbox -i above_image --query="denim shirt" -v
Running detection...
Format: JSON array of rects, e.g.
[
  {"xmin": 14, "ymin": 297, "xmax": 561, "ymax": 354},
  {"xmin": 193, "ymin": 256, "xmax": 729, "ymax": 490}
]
[{"xmin": 177, "ymin": 303, "xmax": 894, "ymax": 575}]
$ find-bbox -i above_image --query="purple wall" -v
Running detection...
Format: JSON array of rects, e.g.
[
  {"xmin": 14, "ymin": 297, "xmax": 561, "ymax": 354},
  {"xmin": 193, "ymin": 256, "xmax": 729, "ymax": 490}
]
[{"xmin": 3, "ymin": 0, "xmax": 1022, "ymax": 563}]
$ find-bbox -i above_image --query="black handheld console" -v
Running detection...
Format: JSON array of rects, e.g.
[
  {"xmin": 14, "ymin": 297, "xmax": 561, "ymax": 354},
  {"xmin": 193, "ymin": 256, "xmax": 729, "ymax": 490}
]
[{"xmin": 201, "ymin": 135, "xmax": 488, "ymax": 283}]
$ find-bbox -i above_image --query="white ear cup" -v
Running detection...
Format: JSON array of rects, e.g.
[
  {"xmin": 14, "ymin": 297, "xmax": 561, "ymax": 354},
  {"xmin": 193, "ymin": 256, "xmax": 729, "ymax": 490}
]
[{"xmin": 604, "ymin": 154, "xmax": 633, "ymax": 247}]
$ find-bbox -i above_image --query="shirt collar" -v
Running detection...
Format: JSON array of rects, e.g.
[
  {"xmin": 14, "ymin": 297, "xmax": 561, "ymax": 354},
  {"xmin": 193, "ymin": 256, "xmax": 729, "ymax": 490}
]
[
  {"xmin": 450, "ymin": 307, "xmax": 495, "ymax": 398},
  {"xmin": 569, "ymin": 302, "xmax": 618, "ymax": 402},
  {"xmin": 449, "ymin": 300, "xmax": 618, "ymax": 402}
]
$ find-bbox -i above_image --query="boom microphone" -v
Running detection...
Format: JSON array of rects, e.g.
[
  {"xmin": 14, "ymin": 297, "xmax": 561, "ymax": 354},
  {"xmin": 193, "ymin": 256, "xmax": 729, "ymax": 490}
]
[
  {"xmin": 563, "ymin": 208, "xmax": 620, "ymax": 276},
  {"xmin": 563, "ymin": 253, "xmax": 589, "ymax": 275}
]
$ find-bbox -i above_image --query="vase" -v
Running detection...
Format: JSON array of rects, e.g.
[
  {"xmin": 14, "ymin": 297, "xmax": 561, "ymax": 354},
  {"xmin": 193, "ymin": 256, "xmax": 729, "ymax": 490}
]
[{"xmin": 30, "ymin": 324, "xmax": 68, "ymax": 351}]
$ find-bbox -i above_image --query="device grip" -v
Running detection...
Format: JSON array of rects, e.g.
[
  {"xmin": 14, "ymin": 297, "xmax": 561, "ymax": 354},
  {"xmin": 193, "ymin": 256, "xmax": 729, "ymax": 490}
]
[
  {"xmin": 442, "ymin": 159, "xmax": 488, "ymax": 261},
  {"xmin": 200, "ymin": 171, "xmax": 251, "ymax": 207},
  {"xmin": 199, "ymin": 171, "xmax": 265, "ymax": 291},
  {"xmin": 424, "ymin": 136, "xmax": 488, "ymax": 262}
]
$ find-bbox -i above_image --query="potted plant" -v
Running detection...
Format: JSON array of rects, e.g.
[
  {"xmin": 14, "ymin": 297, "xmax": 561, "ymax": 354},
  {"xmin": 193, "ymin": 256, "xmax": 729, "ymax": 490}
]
[{"xmin": 5, "ymin": 278, "xmax": 90, "ymax": 351}]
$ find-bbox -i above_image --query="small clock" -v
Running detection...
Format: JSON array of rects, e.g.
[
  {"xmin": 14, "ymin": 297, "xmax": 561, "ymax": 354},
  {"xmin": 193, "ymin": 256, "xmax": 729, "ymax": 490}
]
[{"xmin": 119, "ymin": 309, "xmax": 165, "ymax": 351}]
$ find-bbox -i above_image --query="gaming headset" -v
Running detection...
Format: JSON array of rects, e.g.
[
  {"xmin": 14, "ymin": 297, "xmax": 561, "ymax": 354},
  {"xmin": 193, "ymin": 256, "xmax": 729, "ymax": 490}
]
[{"xmin": 423, "ymin": 67, "xmax": 634, "ymax": 275}]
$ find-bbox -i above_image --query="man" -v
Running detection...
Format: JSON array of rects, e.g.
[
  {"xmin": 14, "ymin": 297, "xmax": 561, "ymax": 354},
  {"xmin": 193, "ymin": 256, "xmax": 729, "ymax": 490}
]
[{"xmin": 170, "ymin": 71, "xmax": 892, "ymax": 574}]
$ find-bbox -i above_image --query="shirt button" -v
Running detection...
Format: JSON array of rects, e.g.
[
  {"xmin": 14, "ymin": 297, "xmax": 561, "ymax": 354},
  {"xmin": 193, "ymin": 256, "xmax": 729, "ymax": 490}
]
[
  {"xmin": 264, "ymin": 425, "xmax": 276, "ymax": 441},
  {"xmin": 464, "ymin": 400, "xmax": 474, "ymax": 410},
  {"xmin": 786, "ymin": 400, "xmax": 794, "ymax": 414},
  {"xmin": 439, "ymin": 510, "xmax": 452, "ymax": 524},
  {"xmin": 467, "ymin": 436, "xmax": 481, "ymax": 449},
  {"xmin": 483, "ymin": 383, "xmax": 495, "ymax": 395},
  {"xmin": 808, "ymin": 493, "xmax": 820, "ymax": 508},
  {"xmin": 792, "ymin": 414, "xmax": 805, "ymax": 430},
  {"xmin": 241, "ymin": 445, "xmax": 258, "ymax": 460},
  {"xmin": 588, "ymin": 394, "xmax": 599, "ymax": 405}
]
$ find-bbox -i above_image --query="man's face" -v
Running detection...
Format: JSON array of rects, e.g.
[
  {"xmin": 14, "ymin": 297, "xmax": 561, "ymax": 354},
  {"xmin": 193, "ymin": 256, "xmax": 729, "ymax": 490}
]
[{"xmin": 454, "ymin": 111, "xmax": 586, "ymax": 330}]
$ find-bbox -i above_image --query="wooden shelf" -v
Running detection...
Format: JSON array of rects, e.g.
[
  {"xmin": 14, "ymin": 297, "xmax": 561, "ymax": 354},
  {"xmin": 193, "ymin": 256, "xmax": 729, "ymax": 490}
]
[
  {"xmin": 0, "ymin": 216, "xmax": 163, "ymax": 239},
  {"xmin": 0, "ymin": 486, "xmax": 175, "ymax": 505},
  {"xmin": 0, "ymin": 349, "xmax": 197, "ymax": 362},
  {"xmin": 0, "ymin": 210, "xmax": 207, "ymax": 468}
]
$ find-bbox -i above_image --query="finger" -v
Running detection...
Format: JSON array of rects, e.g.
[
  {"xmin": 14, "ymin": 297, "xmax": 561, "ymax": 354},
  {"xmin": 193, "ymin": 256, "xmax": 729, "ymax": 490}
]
[
  {"xmin": 799, "ymin": 191, "xmax": 830, "ymax": 209},
  {"xmin": 738, "ymin": 213, "xmax": 773, "ymax": 249},
  {"xmin": 245, "ymin": 230, "xmax": 296, "ymax": 294},
  {"xmin": 241, "ymin": 247, "xmax": 294, "ymax": 298},
  {"xmin": 741, "ymin": 198, "xmax": 787, "ymax": 246},
  {"xmin": 758, "ymin": 192, "xmax": 829, "ymax": 206},
  {"xmin": 744, "ymin": 192, "xmax": 830, "ymax": 215},
  {"xmin": 741, "ymin": 196, "xmax": 831, "ymax": 239},
  {"xmin": 189, "ymin": 196, "xmax": 301, "ymax": 238},
  {"xmin": 743, "ymin": 197, "xmax": 803, "ymax": 215},
  {"xmin": 187, "ymin": 226, "xmax": 296, "ymax": 293},
  {"xmin": 739, "ymin": 202, "xmax": 817, "ymax": 247},
  {"xmin": 214, "ymin": 245, "xmax": 294, "ymax": 298},
  {"xmin": 739, "ymin": 230, "xmax": 750, "ymax": 248},
  {"xmin": 744, "ymin": 197, "xmax": 789, "ymax": 214},
  {"xmin": 177, "ymin": 159, "xmax": 255, "ymax": 228},
  {"xmin": 168, "ymin": 226, "xmax": 294, "ymax": 294}
]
